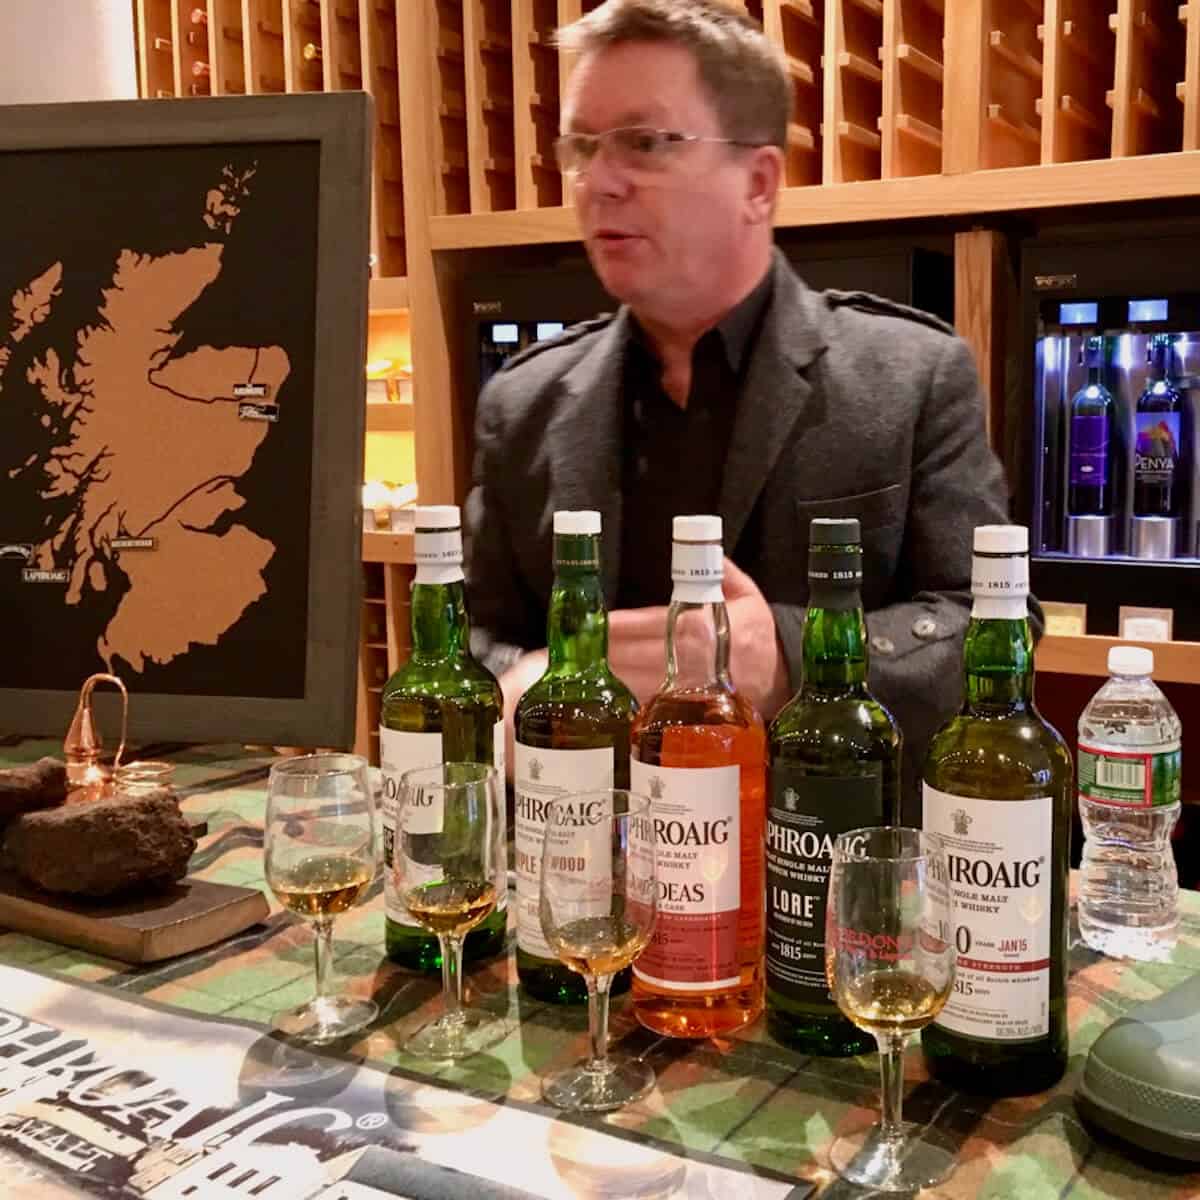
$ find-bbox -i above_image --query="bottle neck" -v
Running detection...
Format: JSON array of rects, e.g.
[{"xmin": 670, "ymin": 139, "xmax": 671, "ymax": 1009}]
[
  {"xmin": 665, "ymin": 601, "xmax": 731, "ymax": 690},
  {"xmin": 547, "ymin": 533, "xmax": 608, "ymax": 671},
  {"xmin": 1086, "ymin": 364, "xmax": 1104, "ymax": 386},
  {"xmin": 410, "ymin": 580, "xmax": 470, "ymax": 660},
  {"xmin": 962, "ymin": 616, "xmax": 1034, "ymax": 712},
  {"xmin": 802, "ymin": 600, "xmax": 869, "ymax": 693}
]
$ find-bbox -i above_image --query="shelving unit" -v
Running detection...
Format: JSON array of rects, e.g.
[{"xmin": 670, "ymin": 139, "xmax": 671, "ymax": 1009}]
[
  {"xmin": 431, "ymin": 0, "xmax": 471, "ymax": 215},
  {"xmin": 1110, "ymin": 0, "xmax": 1186, "ymax": 156},
  {"xmin": 512, "ymin": 0, "xmax": 564, "ymax": 209},
  {"xmin": 206, "ymin": 1, "xmax": 247, "ymax": 96},
  {"xmin": 823, "ymin": 0, "xmax": 885, "ymax": 183},
  {"xmin": 1037, "ymin": 634, "xmax": 1200, "ymax": 683},
  {"xmin": 359, "ymin": 0, "xmax": 405, "ymax": 276},
  {"xmin": 1040, "ymin": 0, "xmax": 1117, "ymax": 163},
  {"xmin": 881, "ymin": 0, "xmax": 945, "ymax": 178},
  {"xmin": 354, "ymin": 560, "xmax": 413, "ymax": 763}
]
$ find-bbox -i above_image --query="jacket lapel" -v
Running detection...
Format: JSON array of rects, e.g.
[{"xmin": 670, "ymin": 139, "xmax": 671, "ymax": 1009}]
[
  {"xmin": 545, "ymin": 309, "xmax": 631, "ymax": 603},
  {"xmin": 719, "ymin": 251, "xmax": 828, "ymax": 550}
]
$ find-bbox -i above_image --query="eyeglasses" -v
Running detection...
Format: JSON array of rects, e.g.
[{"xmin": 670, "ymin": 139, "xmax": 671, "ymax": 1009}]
[{"xmin": 554, "ymin": 125, "xmax": 766, "ymax": 176}]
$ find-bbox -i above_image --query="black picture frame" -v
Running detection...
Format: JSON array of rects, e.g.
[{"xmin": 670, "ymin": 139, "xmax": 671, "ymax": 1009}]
[{"xmin": 0, "ymin": 93, "xmax": 370, "ymax": 748}]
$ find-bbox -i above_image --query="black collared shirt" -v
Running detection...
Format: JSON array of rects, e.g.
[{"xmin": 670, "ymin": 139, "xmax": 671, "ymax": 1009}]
[{"xmin": 618, "ymin": 269, "xmax": 774, "ymax": 608}]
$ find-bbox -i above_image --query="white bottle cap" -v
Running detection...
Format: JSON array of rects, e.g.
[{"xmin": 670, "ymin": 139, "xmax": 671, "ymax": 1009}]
[
  {"xmin": 1108, "ymin": 645, "xmax": 1154, "ymax": 677},
  {"xmin": 974, "ymin": 525, "xmax": 1029, "ymax": 555},
  {"xmin": 414, "ymin": 504, "xmax": 460, "ymax": 530},
  {"xmin": 554, "ymin": 510, "xmax": 602, "ymax": 535},
  {"xmin": 672, "ymin": 514, "xmax": 722, "ymax": 543}
]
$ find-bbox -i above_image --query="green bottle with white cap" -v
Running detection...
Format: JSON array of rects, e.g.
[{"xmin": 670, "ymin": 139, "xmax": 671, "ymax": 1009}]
[
  {"xmin": 381, "ymin": 504, "xmax": 507, "ymax": 970},
  {"xmin": 921, "ymin": 524, "xmax": 1072, "ymax": 1095},
  {"xmin": 514, "ymin": 510, "xmax": 638, "ymax": 1003}
]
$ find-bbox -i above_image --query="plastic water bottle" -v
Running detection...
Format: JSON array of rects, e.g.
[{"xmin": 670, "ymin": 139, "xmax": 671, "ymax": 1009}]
[{"xmin": 1078, "ymin": 646, "xmax": 1183, "ymax": 961}]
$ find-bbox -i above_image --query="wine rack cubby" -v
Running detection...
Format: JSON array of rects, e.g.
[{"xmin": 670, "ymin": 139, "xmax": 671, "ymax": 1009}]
[
  {"xmin": 173, "ymin": 1, "xmax": 213, "ymax": 97},
  {"xmin": 242, "ymin": 0, "xmax": 286, "ymax": 94},
  {"xmin": 825, "ymin": 0, "xmax": 886, "ymax": 183},
  {"xmin": 433, "ymin": 0, "xmax": 471, "ymax": 215},
  {"xmin": 1039, "ymin": 0, "xmax": 1117, "ymax": 163},
  {"xmin": 764, "ymin": 0, "xmax": 825, "ymax": 187},
  {"xmin": 882, "ymin": 0, "xmax": 945, "ymax": 178},
  {"xmin": 360, "ymin": 0, "xmax": 406, "ymax": 276},
  {"xmin": 464, "ymin": 0, "xmax": 517, "ymax": 212},
  {"xmin": 512, "ymin": 0, "xmax": 564, "ymax": 209},
  {"xmin": 136, "ymin": 0, "xmax": 177, "ymax": 98},
  {"xmin": 282, "ymin": 0, "xmax": 326, "ymax": 93},
  {"xmin": 1110, "ymin": 0, "xmax": 1186, "ymax": 157}
]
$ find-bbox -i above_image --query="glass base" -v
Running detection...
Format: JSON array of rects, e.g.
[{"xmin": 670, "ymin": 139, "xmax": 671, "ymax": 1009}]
[
  {"xmin": 272, "ymin": 995, "xmax": 378, "ymax": 1045},
  {"xmin": 407, "ymin": 1008, "xmax": 508, "ymax": 1061},
  {"xmin": 831, "ymin": 1122, "xmax": 956, "ymax": 1194},
  {"xmin": 542, "ymin": 1057, "xmax": 655, "ymax": 1113}
]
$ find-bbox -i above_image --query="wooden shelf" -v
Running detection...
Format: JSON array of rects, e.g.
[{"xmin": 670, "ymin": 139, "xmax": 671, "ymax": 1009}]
[
  {"xmin": 780, "ymin": 0, "xmax": 817, "ymax": 21},
  {"xmin": 840, "ymin": 50, "xmax": 884, "ymax": 84},
  {"xmin": 1037, "ymin": 634, "xmax": 1200, "ymax": 683},
  {"xmin": 368, "ymin": 275, "xmax": 409, "ymax": 312},
  {"xmin": 895, "ymin": 113, "xmax": 943, "ymax": 148},
  {"xmin": 786, "ymin": 53, "xmax": 817, "ymax": 87},
  {"xmin": 838, "ymin": 120, "xmax": 882, "ymax": 149},
  {"xmin": 429, "ymin": 151, "xmax": 1200, "ymax": 248},
  {"xmin": 845, "ymin": 0, "xmax": 884, "ymax": 15},
  {"xmin": 366, "ymin": 401, "xmax": 414, "ymax": 432},
  {"xmin": 362, "ymin": 530, "xmax": 414, "ymax": 564},
  {"xmin": 989, "ymin": 30, "xmax": 1043, "ymax": 81},
  {"xmin": 896, "ymin": 43, "xmax": 944, "ymax": 84}
]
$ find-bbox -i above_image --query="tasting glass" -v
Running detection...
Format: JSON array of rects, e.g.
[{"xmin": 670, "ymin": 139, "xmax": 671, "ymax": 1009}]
[
  {"xmin": 539, "ymin": 789, "xmax": 657, "ymax": 1112},
  {"xmin": 264, "ymin": 753, "xmax": 378, "ymax": 1043},
  {"xmin": 396, "ymin": 762, "xmax": 507, "ymax": 1060},
  {"xmin": 825, "ymin": 826, "xmax": 957, "ymax": 1193}
]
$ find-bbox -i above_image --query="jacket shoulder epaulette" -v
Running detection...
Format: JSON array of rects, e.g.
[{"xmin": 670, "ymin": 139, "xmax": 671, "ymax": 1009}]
[
  {"xmin": 823, "ymin": 289, "xmax": 955, "ymax": 337},
  {"xmin": 499, "ymin": 313, "xmax": 616, "ymax": 373}
]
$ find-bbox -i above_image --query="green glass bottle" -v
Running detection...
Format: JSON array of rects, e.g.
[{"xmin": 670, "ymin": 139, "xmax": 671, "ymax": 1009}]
[
  {"xmin": 381, "ymin": 505, "xmax": 506, "ymax": 970},
  {"xmin": 514, "ymin": 510, "xmax": 637, "ymax": 1003},
  {"xmin": 765, "ymin": 517, "xmax": 901, "ymax": 1056},
  {"xmin": 921, "ymin": 524, "xmax": 1072, "ymax": 1095}
]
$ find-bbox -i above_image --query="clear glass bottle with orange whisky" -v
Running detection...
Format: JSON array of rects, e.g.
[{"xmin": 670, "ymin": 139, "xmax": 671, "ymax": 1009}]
[{"xmin": 630, "ymin": 516, "xmax": 766, "ymax": 1038}]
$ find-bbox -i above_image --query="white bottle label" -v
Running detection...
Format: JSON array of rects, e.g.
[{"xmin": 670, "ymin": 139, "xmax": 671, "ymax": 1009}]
[
  {"xmin": 380, "ymin": 726, "xmax": 508, "ymax": 928},
  {"xmin": 923, "ymin": 784, "xmax": 1052, "ymax": 1040},
  {"xmin": 514, "ymin": 743, "xmax": 614, "ymax": 959},
  {"xmin": 631, "ymin": 759, "xmax": 741, "ymax": 991},
  {"xmin": 380, "ymin": 729, "xmax": 441, "ymax": 926}
]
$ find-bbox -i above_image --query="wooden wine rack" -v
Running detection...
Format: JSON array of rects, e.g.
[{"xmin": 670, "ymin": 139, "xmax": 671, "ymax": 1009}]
[
  {"xmin": 882, "ymin": 0, "xmax": 945, "ymax": 177},
  {"xmin": 242, "ymin": 0, "xmax": 286, "ymax": 94}
]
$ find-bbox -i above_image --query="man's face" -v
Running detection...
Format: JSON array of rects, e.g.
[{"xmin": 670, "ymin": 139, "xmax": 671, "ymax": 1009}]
[{"xmin": 562, "ymin": 41, "xmax": 760, "ymax": 321}]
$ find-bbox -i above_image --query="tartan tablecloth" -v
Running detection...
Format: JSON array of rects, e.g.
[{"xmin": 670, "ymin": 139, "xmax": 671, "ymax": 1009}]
[{"xmin": 2, "ymin": 738, "xmax": 1199, "ymax": 1200}]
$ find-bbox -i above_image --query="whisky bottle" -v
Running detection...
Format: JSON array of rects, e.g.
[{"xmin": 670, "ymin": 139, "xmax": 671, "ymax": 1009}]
[
  {"xmin": 921, "ymin": 525, "xmax": 1072, "ymax": 1095},
  {"xmin": 515, "ymin": 510, "xmax": 637, "ymax": 1003},
  {"xmin": 380, "ymin": 505, "xmax": 506, "ymax": 971},
  {"xmin": 1134, "ymin": 334, "xmax": 1183, "ymax": 518},
  {"xmin": 765, "ymin": 517, "xmax": 900, "ymax": 1055},
  {"xmin": 630, "ymin": 516, "xmax": 766, "ymax": 1038},
  {"xmin": 1067, "ymin": 337, "xmax": 1115, "ymax": 517}
]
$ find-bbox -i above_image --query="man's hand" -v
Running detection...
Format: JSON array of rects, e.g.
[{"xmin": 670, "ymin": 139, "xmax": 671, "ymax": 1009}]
[
  {"xmin": 722, "ymin": 558, "xmax": 791, "ymax": 720},
  {"xmin": 607, "ymin": 559, "xmax": 792, "ymax": 719}
]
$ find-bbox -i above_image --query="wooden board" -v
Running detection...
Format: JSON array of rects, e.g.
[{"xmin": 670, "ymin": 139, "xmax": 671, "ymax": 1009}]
[{"xmin": 0, "ymin": 875, "xmax": 269, "ymax": 964}]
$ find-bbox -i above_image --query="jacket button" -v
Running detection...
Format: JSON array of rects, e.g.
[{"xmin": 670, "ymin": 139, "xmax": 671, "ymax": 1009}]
[
  {"xmin": 871, "ymin": 635, "xmax": 895, "ymax": 655},
  {"xmin": 913, "ymin": 617, "xmax": 938, "ymax": 639}
]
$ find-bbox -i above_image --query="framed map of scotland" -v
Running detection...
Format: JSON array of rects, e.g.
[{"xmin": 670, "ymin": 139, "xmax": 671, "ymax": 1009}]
[{"xmin": 0, "ymin": 93, "xmax": 370, "ymax": 747}]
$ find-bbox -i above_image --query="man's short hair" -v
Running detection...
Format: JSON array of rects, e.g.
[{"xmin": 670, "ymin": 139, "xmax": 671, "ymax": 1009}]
[{"xmin": 557, "ymin": 0, "xmax": 792, "ymax": 152}]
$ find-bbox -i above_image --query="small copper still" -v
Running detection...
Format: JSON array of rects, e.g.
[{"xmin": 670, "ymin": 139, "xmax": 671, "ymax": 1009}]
[{"xmin": 63, "ymin": 673, "xmax": 128, "ymax": 801}]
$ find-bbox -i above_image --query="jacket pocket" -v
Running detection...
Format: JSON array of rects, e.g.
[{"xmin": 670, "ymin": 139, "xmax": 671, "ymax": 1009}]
[{"xmin": 794, "ymin": 482, "xmax": 905, "ymax": 530}]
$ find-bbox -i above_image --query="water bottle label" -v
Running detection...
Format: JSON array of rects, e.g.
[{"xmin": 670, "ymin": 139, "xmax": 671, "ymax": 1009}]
[{"xmin": 1078, "ymin": 744, "xmax": 1182, "ymax": 808}]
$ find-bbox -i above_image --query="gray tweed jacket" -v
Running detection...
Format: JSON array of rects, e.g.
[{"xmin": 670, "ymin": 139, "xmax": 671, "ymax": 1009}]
[{"xmin": 464, "ymin": 249, "xmax": 1023, "ymax": 822}]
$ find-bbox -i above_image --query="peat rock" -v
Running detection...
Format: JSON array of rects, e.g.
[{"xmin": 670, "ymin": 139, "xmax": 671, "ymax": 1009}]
[
  {"xmin": 6, "ymin": 789, "xmax": 195, "ymax": 898},
  {"xmin": 0, "ymin": 758, "xmax": 67, "ymax": 818}
]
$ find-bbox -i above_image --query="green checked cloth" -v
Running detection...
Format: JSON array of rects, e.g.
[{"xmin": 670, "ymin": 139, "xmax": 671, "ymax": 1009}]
[{"xmin": 1, "ymin": 739, "xmax": 1199, "ymax": 1199}]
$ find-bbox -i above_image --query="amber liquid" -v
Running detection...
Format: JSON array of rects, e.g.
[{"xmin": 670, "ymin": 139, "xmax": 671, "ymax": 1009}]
[
  {"xmin": 631, "ymin": 691, "xmax": 766, "ymax": 1038},
  {"xmin": 403, "ymin": 879, "xmax": 497, "ymax": 936},
  {"xmin": 271, "ymin": 854, "xmax": 372, "ymax": 918},
  {"xmin": 836, "ymin": 969, "xmax": 949, "ymax": 1037},
  {"xmin": 550, "ymin": 915, "xmax": 652, "ymax": 977}
]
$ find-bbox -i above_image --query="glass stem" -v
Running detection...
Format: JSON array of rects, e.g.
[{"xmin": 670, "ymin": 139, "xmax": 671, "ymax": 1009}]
[
  {"xmin": 313, "ymin": 918, "xmax": 334, "ymax": 1002},
  {"xmin": 878, "ymin": 1034, "xmax": 907, "ymax": 1141},
  {"xmin": 587, "ymin": 973, "xmax": 612, "ymax": 1072},
  {"xmin": 440, "ymin": 935, "xmax": 465, "ymax": 1021}
]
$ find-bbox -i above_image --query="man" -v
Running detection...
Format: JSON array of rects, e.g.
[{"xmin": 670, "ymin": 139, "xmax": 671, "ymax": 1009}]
[{"xmin": 464, "ymin": 0, "xmax": 1014, "ymax": 821}]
